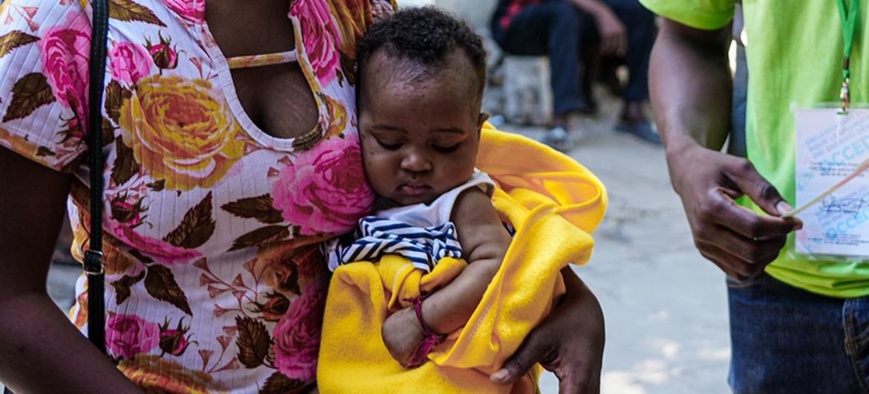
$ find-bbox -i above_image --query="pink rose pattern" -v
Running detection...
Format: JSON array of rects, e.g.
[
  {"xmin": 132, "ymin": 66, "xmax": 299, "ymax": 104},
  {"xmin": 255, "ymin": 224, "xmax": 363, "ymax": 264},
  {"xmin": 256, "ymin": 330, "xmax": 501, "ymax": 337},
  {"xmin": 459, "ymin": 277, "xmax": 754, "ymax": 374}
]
[
  {"xmin": 272, "ymin": 134, "xmax": 375, "ymax": 235},
  {"xmin": 39, "ymin": 11, "xmax": 91, "ymax": 129},
  {"xmin": 273, "ymin": 281, "xmax": 328, "ymax": 381},
  {"xmin": 0, "ymin": 0, "xmax": 394, "ymax": 391},
  {"xmin": 109, "ymin": 42, "xmax": 153, "ymax": 85},
  {"xmin": 146, "ymin": 34, "xmax": 180, "ymax": 70},
  {"xmin": 161, "ymin": 0, "xmax": 205, "ymax": 24},
  {"xmin": 291, "ymin": 0, "xmax": 343, "ymax": 85},
  {"xmin": 107, "ymin": 314, "xmax": 161, "ymax": 359}
]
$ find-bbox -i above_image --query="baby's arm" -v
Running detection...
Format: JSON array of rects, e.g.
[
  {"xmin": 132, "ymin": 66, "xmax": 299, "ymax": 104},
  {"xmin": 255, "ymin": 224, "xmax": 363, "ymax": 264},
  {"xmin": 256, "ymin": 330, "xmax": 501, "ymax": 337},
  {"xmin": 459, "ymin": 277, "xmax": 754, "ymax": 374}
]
[
  {"xmin": 422, "ymin": 187, "xmax": 512, "ymax": 333},
  {"xmin": 381, "ymin": 187, "xmax": 512, "ymax": 366}
]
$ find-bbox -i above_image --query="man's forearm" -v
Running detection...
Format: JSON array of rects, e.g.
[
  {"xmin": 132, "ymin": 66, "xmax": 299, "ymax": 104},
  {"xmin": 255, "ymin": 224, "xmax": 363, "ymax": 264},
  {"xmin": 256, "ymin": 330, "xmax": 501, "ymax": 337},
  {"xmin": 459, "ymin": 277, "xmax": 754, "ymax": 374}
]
[
  {"xmin": 650, "ymin": 19, "xmax": 733, "ymax": 153},
  {"xmin": 568, "ymin": 0, "xmax": 612, "ymax": 18}
]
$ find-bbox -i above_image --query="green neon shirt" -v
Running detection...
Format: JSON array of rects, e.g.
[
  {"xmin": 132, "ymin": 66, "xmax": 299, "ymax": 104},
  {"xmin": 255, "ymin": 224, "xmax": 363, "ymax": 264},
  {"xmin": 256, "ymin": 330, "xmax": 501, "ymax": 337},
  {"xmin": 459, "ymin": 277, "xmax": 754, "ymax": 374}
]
[{"xmin": 641, "ymin": 0, "xmax": 869, "ymax": 298}]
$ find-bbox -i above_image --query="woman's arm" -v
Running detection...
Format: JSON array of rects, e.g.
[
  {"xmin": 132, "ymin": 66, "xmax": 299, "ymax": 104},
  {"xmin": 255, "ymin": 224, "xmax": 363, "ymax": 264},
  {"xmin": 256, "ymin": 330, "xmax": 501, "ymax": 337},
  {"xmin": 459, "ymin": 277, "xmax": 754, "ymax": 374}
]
[
  {"xmin": 0, "ymin": 148, "xmax": 140, "ymax": 393},
  {"xmin": 491, "ymin": 267, "xmax": 604, "ymax": 394}
]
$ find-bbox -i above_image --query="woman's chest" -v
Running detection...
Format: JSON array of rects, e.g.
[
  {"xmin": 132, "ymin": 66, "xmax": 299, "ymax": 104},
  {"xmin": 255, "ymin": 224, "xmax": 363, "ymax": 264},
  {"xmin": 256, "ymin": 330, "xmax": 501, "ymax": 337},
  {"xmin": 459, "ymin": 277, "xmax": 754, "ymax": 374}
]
[
  {"xmin": 90, "ymin": 131, "xmax": 373, "ymax": 263},
  {"xmin": 91, "ymin": 4, "xmax": 372, "ymax": 260},
  {"xmin": 205, "ymin": 0, "xmax": 319, "ymax": 140}
]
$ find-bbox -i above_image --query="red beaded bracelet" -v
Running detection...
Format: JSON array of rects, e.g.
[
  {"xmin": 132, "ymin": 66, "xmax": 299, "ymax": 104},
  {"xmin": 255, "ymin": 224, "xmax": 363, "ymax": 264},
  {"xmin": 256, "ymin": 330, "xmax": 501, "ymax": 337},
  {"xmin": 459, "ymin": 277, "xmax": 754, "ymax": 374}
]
[{"xmin": 404, "ymin": 295, "xmax": 446, "ymax": 368}]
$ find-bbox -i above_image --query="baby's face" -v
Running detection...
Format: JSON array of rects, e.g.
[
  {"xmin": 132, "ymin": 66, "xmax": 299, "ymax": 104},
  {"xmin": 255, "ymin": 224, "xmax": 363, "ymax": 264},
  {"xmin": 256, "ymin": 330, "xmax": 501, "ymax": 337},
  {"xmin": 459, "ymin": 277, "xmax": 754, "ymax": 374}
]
[{"xmin": 359, "ymin": 51, "xmax": 486, "ymax": 206}]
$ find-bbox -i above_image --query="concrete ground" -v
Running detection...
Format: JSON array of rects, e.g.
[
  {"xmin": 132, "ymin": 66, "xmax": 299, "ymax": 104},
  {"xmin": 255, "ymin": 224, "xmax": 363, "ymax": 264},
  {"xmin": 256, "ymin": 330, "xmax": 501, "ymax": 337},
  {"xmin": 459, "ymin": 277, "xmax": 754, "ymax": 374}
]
[{"xmin": 499, "ymin": 95, "xmax": 732, "ymax": 394}]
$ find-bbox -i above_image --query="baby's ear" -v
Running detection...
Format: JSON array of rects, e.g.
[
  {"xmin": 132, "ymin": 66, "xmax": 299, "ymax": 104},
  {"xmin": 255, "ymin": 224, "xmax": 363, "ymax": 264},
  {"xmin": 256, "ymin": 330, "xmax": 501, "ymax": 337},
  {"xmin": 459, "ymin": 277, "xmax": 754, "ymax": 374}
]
[{"xmin": 477, "ymin": 112, "xmax": 490, "ymax": 133}]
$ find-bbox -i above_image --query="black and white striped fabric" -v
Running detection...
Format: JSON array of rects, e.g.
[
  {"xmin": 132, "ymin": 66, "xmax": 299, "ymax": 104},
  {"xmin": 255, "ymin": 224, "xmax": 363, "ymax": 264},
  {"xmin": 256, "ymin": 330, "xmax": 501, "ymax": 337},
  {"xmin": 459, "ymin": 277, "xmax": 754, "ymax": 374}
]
[{"xmin": 331, "ymin": 216, "xmax": 463, "ymax": 272}]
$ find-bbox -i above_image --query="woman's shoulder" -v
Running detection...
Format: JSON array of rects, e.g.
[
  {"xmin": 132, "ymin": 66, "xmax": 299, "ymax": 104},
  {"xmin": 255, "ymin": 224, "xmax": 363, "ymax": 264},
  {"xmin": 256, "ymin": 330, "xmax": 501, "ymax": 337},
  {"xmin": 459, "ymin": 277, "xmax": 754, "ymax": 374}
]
[
  {"xmin": 0, "ymin": 0, "xmax": 191, "ymax": 29},
  {"xmin": 288, "ymin": 0, "xmax": 396, "ymax": 40},
  {"xmin": 0, "ymin": 0, "xmax": 92, "ymax": 171},
  {"xmin": 299, "ymin": 0, "xmax": 396, "ymax": 19},
  {"xmin": 0, "ymin": 0, "xmax": 200, "ymax": 172}
]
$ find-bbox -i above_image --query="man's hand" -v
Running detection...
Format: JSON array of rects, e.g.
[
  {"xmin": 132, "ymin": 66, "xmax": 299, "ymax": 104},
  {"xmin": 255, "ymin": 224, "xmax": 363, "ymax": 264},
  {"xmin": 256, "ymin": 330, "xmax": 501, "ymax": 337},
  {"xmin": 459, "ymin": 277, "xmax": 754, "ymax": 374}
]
[
  {"xmin": 569, "ymin": 0, "xmax": 626, "ymax": 56},
  {"xmin": 668, "ymin": 142, "xmax": 802, "ymax": 280},
  {"xmin": 491, "ymin": 269, "xmax": 603, "ymax": 393},
  {"xmin": 594, "ymin": 9, "xmax": 626, "ymax": 56}
]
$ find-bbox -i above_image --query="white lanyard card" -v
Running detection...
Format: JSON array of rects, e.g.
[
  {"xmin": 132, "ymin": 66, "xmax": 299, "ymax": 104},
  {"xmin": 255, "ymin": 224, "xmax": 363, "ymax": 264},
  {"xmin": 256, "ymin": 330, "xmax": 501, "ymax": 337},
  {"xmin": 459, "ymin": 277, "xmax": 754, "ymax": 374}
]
[{"xmin": 794, "ymin": 108, "xmax": 869, "ymax": 257}]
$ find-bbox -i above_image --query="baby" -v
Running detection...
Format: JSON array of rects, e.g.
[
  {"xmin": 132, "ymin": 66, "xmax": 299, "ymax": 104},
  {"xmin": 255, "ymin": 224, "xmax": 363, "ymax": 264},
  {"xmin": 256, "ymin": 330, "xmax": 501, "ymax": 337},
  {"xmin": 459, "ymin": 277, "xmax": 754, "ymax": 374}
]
[
  {"xmin": 318, "ymin": 8, "xmax": 606, "ymax": 392},
  {"xmin": 331, "ymin": 6, "xmax": 511, "ymax": 367}
]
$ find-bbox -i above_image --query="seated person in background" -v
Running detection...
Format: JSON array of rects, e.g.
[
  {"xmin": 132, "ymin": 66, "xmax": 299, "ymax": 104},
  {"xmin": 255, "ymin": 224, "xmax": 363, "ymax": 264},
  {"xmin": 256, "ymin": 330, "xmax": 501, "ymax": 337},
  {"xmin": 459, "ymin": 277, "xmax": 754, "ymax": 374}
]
[
  {"xmin": 490, "ymin": 0, "xmax": 660, "ymax": 148},
  {"xmin": 316, "ymin": 7, "xmax": 606, "ymax": 393}
]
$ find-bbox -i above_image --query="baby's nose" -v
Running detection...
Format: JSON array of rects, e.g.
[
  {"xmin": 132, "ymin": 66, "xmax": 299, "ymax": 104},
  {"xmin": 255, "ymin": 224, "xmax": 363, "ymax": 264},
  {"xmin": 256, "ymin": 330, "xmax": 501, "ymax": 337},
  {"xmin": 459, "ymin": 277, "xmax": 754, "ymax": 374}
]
[{"xmin": 400, "ymin": 151, "xmax": 432, "ymax": 172}]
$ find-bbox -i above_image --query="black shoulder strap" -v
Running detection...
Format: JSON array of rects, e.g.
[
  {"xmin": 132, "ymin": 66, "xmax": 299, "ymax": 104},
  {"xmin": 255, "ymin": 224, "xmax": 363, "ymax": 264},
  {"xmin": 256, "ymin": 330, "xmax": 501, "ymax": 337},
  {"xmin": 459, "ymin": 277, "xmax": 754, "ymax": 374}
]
[
  {"xmin": 1, "ymin": 2, "xmax": 109, "ymax": 393},
  {"xmin": 84, "ymin": 0, "xmax": 109, "ymax": 354}
]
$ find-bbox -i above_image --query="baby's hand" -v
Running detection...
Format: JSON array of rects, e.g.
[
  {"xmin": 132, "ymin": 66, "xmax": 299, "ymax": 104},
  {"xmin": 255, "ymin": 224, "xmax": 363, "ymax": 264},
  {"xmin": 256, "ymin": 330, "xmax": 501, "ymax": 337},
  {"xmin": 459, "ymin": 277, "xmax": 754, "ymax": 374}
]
[{"xmin": 381, "ymin": 306, "xmax": 426, "ymax": 367}]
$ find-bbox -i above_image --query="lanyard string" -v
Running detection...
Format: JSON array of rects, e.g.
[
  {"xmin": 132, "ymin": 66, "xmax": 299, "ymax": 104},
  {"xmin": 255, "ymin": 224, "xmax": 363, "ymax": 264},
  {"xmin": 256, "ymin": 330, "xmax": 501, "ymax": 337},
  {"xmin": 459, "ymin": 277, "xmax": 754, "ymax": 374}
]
[{"xmin": 838, "ymin": 0, "xmax": 861, "ymax": 111}]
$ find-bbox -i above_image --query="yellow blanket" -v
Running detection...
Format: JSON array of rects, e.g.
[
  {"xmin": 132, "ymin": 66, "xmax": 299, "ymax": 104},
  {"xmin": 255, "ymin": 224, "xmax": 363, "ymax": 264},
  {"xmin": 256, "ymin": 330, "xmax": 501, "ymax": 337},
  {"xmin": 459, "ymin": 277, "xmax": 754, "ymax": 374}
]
[{"xmin": 318, "ymin": 125, "xmax": 607, "ymax": 393}]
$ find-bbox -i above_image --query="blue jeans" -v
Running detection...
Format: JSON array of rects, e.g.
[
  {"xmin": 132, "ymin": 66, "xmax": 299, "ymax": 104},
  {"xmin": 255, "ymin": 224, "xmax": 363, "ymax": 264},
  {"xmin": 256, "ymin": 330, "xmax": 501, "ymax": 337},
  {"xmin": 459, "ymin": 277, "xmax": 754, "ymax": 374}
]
[
  {"xmin": 727, "ymin": 273, "xmax": 869, "ymax": 393},
  {"xmin": 490, "ymin": 0, "xmax": 656, "ymax": 114}
]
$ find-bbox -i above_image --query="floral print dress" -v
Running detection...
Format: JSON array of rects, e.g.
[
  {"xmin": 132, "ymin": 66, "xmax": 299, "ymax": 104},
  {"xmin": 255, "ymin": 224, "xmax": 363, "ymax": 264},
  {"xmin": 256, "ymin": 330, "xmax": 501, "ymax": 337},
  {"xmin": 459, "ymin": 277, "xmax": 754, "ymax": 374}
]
[{"xmin": 0, "ymin": 0, "xmax": 394, "ymax": 392}]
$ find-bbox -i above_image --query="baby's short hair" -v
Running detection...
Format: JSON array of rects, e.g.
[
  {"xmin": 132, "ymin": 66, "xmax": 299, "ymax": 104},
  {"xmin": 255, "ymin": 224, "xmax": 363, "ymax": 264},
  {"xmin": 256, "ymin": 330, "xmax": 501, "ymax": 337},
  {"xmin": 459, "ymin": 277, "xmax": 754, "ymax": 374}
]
[{"xmin": 356, "ymin": 6, "xmax": 487, "ymax": 100}]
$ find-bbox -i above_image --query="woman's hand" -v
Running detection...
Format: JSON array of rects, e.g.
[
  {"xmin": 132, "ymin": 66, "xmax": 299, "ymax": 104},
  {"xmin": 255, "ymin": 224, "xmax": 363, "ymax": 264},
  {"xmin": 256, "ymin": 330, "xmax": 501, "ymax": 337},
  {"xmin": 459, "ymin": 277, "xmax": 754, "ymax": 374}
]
[{"xmin": 490, "ymin": 268, "xmax": 604, "ymax": 393}]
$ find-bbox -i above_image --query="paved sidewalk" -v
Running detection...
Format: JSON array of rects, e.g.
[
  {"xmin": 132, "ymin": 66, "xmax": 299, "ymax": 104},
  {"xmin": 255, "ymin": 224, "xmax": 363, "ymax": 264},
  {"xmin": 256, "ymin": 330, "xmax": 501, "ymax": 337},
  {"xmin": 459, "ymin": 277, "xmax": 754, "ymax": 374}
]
[{"xmin": 502, "ymin": 98, "xmax": 731, "ymax": 393}]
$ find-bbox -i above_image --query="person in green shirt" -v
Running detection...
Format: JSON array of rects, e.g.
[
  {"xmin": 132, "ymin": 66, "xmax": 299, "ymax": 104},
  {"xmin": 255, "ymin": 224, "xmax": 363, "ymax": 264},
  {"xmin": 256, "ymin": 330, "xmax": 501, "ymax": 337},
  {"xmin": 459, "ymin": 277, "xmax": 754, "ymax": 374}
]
[{"xmin": 641, "ymin": 0, "xmax": 869, "ymax": 392}]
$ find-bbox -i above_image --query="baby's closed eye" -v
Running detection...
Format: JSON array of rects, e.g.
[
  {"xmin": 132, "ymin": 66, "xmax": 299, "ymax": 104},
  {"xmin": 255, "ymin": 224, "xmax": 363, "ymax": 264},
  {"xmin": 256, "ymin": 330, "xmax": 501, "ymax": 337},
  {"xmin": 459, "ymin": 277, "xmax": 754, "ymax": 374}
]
[
  {"xmin": 376, "ymin": 139, "xmax": 402, "ymax": 150},
  {"xmin": 432, "ymin": 143, "xmax": 460, "ymax": 153}
]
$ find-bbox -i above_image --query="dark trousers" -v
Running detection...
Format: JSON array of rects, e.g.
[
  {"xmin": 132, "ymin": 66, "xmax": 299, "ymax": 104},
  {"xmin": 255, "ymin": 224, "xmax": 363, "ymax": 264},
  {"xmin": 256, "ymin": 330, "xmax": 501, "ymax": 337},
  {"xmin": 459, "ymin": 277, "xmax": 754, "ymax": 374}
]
[{"xmin": 491, "ymin": 0, "xmax": 657, "ymax": 115}]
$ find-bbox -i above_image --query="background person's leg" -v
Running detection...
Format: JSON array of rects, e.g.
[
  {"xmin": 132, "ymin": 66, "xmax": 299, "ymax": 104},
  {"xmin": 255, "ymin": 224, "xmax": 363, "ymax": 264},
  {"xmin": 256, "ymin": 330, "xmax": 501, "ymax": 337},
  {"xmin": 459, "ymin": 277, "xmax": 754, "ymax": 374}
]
[
  {"xmin": 727, "ymin": 273, "xmax": 866, "ymax": 393},
  {"xmin": 494, "ymin": 0, "xmax": 594, "ymax": 120},
  {"xmin": 602, "ymin": 0, "xmax": 660, "ymax": 144},
  {"xmin": 604, "ymin": 0, "xmax": 655, "ymax": 104}
]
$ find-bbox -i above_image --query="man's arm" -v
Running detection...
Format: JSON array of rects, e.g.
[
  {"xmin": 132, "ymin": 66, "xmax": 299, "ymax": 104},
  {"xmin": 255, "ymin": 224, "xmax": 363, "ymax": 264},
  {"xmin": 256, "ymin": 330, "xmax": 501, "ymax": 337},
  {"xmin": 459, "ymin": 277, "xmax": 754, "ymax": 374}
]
[
  {"xmin": 651, "ymin": 19, "xmax": 732, "ymax": 150},
  {"xmin": 650, "ymin": 19, "xmax": 801, "ymax": 280},
  {"xmin": 568, "ymin": 0, "xmax": 614, "ymax": 17},
  {"xmin": 569, "ymin": 0, "xmax": 627, "ymax": 56}
]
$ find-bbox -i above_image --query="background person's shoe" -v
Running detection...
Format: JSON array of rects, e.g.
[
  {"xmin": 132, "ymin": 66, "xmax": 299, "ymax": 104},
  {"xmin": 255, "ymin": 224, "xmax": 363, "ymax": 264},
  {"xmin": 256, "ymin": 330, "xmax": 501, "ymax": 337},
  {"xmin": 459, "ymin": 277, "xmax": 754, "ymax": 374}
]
[
  {"xmin": 541, "ymin": 127, "xmax": 574, "ymax": 152},
  {"xmin": 614, "ymin": 121, "xmax": 662, "ymax": 145}
]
